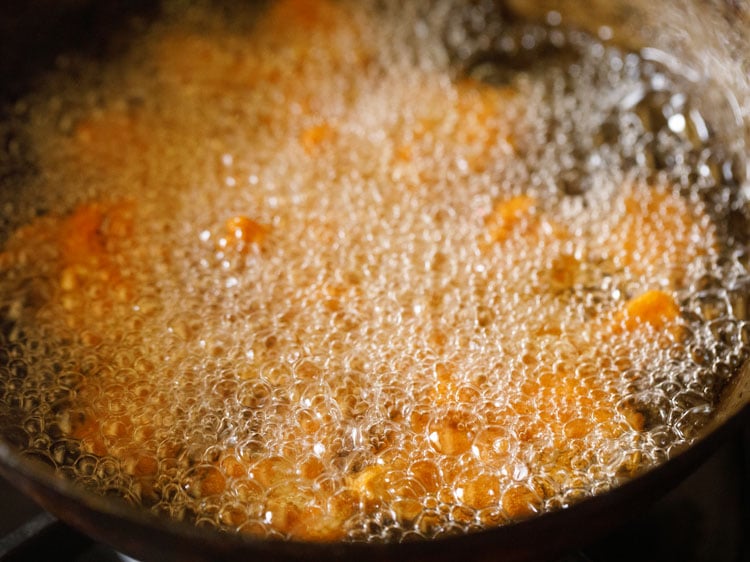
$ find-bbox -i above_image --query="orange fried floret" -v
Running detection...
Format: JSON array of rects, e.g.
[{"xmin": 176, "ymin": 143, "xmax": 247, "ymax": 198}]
[
  {"xmin": 255, "ymin": 0, "xmax": 374, "ymax": 75},
  {"xmin": 485, "ymin": 194, "xmax": 536, "ymax": 243},
  {"xmin": 460, "ymin": 473, "xmax": 501, "ymax": 510},
  {"xmin": 300, "ymin": 123, "xmax": 336, "ymax": 154},
  {"xmin": 2, "ymin": 200, "xmax": 136, "ymax": 323},
  {"xmin": 614, "ymin": 289, "xmax": 681, "ymax": 336},
  {"xmin": 427, "ymin": 409, "xmax": 478, "ymax": 456},
  {"xmin": 68, "ymin": 413, "xmax": 109, "ymax": 457},
  {"xmin": 610, "ymin": 184, "xmax": 715, "ymax": 282},
  {"xmin": 452, "ymin": 78, "xmax": 517, "ymax": 154},
  {"xmin": 501, "ymin": 484, "xmax": 543, "ymax": 520},
  {"xmin": 219, "ymin": 215, "xmax": 269, "ymax": 252},
  {"xmin": 0, "ymin": 199, "xmax": 146, "ymax": 352},
  {"xmin": 152, "ymin": 32, "xmax": 243, "ymax": 88},
  {"xmin": 59, "ymin": 201, "xmax": 134, "ymax": 266},
  {"xmin": 411, "ymin": 78, "xmax": 517, "ymax": 175},
  {"xmin": 73, "ymin": 110, "xmax": 151, "ymax": 174},
  {"xmin": 57, "ymin": 201, "xmax": 136, "ymax": 317},
  {"xmin": 262, "ymin": 0, "xmax": 352, "ymax": 35},
  {"xmin": 264, "ymin": 485, "xmax": 352, "ymax": 541},
  {"xmin": 347, "ymin": 462, "xmax": 425, "ymax": 525}
]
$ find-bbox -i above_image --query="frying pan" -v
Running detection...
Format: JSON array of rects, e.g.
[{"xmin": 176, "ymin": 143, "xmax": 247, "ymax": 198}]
[{"xmin": 0, "ymin": 1, "xmax": 748, "ymax": 561}]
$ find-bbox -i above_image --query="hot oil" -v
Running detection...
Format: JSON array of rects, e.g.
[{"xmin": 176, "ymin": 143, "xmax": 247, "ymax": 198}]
[{"xmin": 0, "ymin": 0, "xmax": 748, "ymax": 543}]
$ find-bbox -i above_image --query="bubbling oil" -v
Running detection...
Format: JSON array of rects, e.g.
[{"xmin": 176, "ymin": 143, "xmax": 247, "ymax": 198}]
[{"xmin": 0, "ymin": 0, "xmax": 748, "ymax": 543}]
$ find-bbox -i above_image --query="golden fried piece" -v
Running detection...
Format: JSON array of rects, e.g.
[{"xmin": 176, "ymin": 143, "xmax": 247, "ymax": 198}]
[
  {"xmin": 300, "ymin": 122, "xmax": 337, "ymax": 154},
  {"xmin": 450, "ymin": 78, "xmax": 518, "ymax": 171},
  {"xmin": 1, "ymin": 200, "xmax": 136, "ymax": 339},
  {"xmin": 609, "ymin": 183, "xmax": 715, "ymax": 282},
  {"xmin": 218, "ymin": 215, "xmax": 270, "ymax": 253},
  {"xmin": 484, "ymin": 195, "xmax": 537, "ymax": 244},
  {"xmin": 615, "ymin": 289, "xmax": 681, "ymax": 336},
  {"xmin": 72, "ymin": 109, "xmax": 154, "ymax": 178},
  {"xmin": 152, "ymin": 32, "xmax": 247, "ymax": 90},
  {"xmin": 152, "ymin": 0, "xmax": 373, "ymax": 108},
  {"xmin": 405, "ymin": 77, "xmax": 518, "ymax": 178}
]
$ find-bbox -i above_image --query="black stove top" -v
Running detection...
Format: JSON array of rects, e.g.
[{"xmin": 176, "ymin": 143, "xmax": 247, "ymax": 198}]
[{"xmin": 1, "ymin": 424, "xmax": 748, "ymax": 562}]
